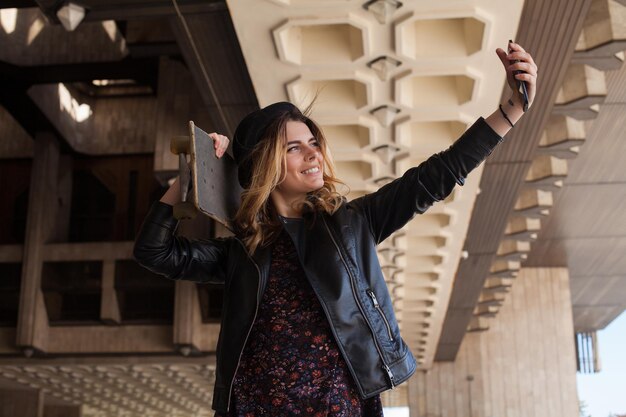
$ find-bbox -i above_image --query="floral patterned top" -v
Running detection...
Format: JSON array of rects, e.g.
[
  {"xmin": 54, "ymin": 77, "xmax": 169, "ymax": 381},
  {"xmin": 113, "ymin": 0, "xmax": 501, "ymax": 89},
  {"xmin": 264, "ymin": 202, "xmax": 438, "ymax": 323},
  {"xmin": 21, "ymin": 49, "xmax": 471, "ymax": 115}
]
[{"xmin": 215, "ymin": 220, "xmax": 384, "ymax": 417}]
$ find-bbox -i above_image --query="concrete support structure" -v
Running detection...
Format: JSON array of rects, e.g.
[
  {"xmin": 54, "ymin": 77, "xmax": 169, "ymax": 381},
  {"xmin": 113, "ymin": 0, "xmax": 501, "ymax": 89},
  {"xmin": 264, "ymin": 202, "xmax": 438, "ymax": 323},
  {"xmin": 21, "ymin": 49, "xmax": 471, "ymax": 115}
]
[
  {"xmin": 410, "ymin": 268, "xmax": 578, "ymax": 417},
  {"xmin": 173, "ymin": 280, "xmax": 203, "ymax": 355},
  {"xmin": 100, "ymin": 260, "xmax": 121, "ymax": 325},
  {"xmin": 16, "ymin": 132, "xmax": 59, "ymax": 354},
  {"xmin": 0, "ymin": 388, "xmax": 43, "ymax": 417},
  {"xmin": 1, "ymin": 0, "xmax": 624, "ymax": 415},
  {"xmin": 44, "ymin": 404, "xmax": 82, "ymax": 417}
]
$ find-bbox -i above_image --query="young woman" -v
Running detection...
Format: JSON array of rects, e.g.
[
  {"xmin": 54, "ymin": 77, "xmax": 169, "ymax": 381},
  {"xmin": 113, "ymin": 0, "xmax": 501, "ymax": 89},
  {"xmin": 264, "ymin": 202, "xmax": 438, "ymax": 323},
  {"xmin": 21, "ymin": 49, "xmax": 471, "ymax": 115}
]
[{"xmin": 134, "ymin": 43, "xmax": 537, "ymax": 416}]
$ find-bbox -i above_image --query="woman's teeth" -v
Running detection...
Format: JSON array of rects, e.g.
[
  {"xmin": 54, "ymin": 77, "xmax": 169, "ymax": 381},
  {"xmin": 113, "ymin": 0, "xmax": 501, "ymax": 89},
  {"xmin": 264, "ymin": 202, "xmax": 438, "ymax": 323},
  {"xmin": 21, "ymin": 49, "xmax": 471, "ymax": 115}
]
[{"xmin": 301, "ymin": 167, "xmax": 319, "ymax": 174}]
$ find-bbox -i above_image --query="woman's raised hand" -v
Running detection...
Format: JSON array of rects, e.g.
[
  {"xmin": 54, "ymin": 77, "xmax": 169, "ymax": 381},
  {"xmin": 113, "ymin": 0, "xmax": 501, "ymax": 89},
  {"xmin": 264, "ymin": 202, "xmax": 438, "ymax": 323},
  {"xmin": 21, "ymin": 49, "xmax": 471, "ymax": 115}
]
[
  {"xmin": 496, "ymin": 42, "xmax": 538, "ymax": 109},
  {"xmin": 209, "ymin": 133, "xmax": 229, "ymax": 159}
]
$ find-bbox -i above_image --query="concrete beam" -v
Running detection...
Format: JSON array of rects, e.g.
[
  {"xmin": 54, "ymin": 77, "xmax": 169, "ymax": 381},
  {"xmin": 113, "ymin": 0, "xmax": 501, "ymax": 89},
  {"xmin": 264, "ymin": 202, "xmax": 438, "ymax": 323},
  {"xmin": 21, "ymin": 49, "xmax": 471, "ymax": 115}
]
[
  {"xmin": 504, "ymin": 217, "xmax": 542, "ymax": 241},
  {"xmin": 553, "ymin": 64, "xmax": 607, "ymax": 119},
  {"xmin": 44, "ymin": 404, "xmax": 82, "ymax": 417}
]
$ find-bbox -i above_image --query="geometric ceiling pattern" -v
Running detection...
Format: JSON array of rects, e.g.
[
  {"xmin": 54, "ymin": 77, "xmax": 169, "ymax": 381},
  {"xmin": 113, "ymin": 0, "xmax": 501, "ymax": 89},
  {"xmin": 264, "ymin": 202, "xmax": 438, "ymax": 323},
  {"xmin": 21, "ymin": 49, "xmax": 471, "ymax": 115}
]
[
  {"xmin": 227, "ymin": 0, "xmax": 524, "ymax": 367},
  {"xmin": 0, "ymin": 362, "xmax": 216, "ymax": 417}
]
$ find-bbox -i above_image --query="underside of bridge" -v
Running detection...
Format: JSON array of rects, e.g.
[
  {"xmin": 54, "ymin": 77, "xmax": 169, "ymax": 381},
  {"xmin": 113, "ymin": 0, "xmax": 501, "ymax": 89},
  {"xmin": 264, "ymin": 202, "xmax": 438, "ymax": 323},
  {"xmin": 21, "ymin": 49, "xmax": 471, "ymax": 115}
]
[{"xmin": 0, "ymin": 0, "xmax": 625, "ymax": 416}]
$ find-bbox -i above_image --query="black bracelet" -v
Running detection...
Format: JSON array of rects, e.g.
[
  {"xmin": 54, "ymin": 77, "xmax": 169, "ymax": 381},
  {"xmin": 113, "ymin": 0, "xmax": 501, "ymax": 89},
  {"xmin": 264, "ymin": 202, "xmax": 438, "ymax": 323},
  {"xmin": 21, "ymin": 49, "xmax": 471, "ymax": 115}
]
[{"xmin": 499, "ymin": 104, "xmax": 515, "ymax": 128}]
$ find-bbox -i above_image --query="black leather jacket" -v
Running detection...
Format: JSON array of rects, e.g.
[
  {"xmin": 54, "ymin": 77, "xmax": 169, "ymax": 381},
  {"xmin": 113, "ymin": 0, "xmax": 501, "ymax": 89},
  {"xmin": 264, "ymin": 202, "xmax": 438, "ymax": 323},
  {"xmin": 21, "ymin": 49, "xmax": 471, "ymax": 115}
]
[{"xmin": 133, "ymin": 117, "xmax": 502, "ymax": 413}]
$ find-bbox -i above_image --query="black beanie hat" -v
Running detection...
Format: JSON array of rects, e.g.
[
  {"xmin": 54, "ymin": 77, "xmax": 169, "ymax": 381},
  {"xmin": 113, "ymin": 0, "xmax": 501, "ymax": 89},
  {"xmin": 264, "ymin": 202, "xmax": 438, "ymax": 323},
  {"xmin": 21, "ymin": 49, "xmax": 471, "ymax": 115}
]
[{"xmin": 233, "ymin": 101, "xmax": 301, "ymax": 188}]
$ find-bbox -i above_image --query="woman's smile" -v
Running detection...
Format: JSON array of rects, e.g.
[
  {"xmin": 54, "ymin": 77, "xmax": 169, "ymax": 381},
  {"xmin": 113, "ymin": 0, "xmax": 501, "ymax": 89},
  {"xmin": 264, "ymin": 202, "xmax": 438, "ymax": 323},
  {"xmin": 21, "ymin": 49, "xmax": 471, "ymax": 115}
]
[{"xmin": 301, "ymin": 166, "xmax": 320, "ymax": 175}]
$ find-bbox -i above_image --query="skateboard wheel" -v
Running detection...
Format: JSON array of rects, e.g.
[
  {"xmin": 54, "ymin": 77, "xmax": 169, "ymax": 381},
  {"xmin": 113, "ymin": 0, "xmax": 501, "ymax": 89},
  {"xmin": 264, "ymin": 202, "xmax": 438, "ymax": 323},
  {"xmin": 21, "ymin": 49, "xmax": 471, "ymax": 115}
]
[
  {"xmin": 173, "ymin": 201, "xmax": 198, "ymax": 220},
  {"xmin": 170, "ymin": 136, "xmax": 191, "ymax": 155}
]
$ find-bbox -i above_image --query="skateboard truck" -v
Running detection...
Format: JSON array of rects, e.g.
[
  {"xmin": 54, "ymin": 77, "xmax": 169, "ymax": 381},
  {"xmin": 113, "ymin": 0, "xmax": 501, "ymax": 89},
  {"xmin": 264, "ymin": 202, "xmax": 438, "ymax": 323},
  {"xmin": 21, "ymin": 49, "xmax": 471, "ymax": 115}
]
[
  {"xmin": 169, "ymin": 121, "xmax": 243, "ymax": 229},
  {"xmin": 170, "ymin": 134, "xmax": 198, "ymax": 220}
]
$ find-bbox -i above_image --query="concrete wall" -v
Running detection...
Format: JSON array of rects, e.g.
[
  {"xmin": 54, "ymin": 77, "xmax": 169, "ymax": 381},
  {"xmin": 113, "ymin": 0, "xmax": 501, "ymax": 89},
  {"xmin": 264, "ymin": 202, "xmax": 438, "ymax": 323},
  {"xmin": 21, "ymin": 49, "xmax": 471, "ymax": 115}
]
[{"xmin": 409, "ymin": 267, "xmax": 579, "ymax": 417}]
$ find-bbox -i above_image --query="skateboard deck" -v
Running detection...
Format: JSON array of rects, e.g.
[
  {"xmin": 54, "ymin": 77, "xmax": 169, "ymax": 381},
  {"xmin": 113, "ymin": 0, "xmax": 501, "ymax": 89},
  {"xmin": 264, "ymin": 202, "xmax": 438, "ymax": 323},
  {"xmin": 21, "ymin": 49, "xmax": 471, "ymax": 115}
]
[{"xmin": 172, "ymin": 121, "xmax": 242, "ymax": 231}]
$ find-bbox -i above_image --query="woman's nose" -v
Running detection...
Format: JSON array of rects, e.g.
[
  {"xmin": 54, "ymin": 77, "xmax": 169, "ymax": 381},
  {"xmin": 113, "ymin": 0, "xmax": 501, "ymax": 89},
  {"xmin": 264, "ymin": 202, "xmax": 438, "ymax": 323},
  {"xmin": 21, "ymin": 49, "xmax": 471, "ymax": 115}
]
[{"xmin": 305, "ymin": 146, "xmax": 318, "ymax": 161}]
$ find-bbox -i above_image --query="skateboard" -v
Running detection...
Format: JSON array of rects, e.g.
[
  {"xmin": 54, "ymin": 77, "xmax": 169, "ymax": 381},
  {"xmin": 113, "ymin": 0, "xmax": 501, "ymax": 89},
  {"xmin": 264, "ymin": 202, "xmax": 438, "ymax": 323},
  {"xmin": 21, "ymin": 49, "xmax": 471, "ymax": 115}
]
[{"xmin": 170, "ymin": 121, "xmax": 243, "ymax": 231}]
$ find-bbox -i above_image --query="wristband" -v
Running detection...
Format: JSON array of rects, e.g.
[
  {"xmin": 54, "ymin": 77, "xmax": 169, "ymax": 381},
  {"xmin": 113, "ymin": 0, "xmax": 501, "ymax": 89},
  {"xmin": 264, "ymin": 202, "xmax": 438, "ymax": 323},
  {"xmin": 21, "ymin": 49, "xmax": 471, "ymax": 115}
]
[{"xmin": 499, "ymin": 104, "xmax": 515, "ymax": 128}]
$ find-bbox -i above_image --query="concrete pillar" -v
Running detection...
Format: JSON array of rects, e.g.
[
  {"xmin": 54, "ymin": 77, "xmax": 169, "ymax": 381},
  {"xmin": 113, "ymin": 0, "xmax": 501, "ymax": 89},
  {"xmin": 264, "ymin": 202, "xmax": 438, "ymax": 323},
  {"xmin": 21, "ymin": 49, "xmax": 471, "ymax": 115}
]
[
  {"xmin": 172, "ymin": 218, "xmax": 214, "ymax": 354},
  {"xmin": 100, "ymin": 260, "xmax": 121, "ymax": 324},
  {"xmin": 49, "ymin": 155, "xmax": 73, "ymax": 242},
  {"xmin": 153, "ymin": 57, "xmax": 194, "ymax": 183},
  {"xmin": 408, "ymin": 268, "xmax": 578, "ymax": 417},
  {"xmin": 17, "ymin": 132, "xmax": 61, "ymax": 354},
  {"xmin": 174, "ymin": 280, "xmax": 202, "ymax": 355}
]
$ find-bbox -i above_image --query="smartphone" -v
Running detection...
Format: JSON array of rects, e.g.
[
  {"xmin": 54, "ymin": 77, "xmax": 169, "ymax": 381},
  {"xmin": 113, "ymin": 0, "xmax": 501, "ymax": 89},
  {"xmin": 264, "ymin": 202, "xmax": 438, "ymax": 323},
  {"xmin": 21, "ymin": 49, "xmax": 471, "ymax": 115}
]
[{"xmin": 509, "ymin": 40, "xmax": 529, "ymax": 112}]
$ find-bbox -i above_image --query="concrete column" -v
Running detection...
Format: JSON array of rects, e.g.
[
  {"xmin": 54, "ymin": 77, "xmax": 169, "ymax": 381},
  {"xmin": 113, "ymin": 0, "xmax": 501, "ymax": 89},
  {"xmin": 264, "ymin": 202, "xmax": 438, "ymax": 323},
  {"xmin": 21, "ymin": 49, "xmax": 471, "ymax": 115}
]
[
  {"xmin": 408, "ymin": 267, "xmax": 578, "ymax": 417},
  {"xmin": 49, "ymin": 154, "xmax": 73, "ymax": 242},
  {"xmin": 17, "ymin": 132, "xmax": 61, "ymax": 354},
  {"xmin": 153, "ymin": 57, "xmax": 193, "ymax": 183},
  {"xmin": 171, "ymin": 213, "xmax": 214, "ymax": 354},
  {"xmin": 100, "ymin": 260, "xmax": 121, "ymax": 324},
  {"xmin": 173, "ymin": 280, "xmax": 202, "ymax": 355}
]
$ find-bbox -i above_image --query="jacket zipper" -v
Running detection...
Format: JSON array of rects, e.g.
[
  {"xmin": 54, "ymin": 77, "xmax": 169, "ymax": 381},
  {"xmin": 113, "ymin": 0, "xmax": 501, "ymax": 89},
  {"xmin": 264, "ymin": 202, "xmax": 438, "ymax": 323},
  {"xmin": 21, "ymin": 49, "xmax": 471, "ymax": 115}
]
[
  {"xmin": 321, "ymin": 217, "xmax": 395, "ymax": 389},
  {"xmin": 366, "ymin": 289, "xmax": 394, "ymax": 342},
  {"xmin": 291, "ymin": 245, "xmax": 363, "ymax": 394},
  {"xmin": 277, "ymin": 219, "xmax": 363, "ymax": 393},
  {"xmin": 226, "ymin": 238, "xmax": 262, "ymax": 412}
]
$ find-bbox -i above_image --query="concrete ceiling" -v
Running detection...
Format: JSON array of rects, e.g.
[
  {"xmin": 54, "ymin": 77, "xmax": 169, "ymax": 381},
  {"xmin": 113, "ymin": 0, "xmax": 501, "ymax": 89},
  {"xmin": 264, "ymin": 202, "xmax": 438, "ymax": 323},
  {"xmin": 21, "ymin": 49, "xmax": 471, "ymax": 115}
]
[{"xmin": 0, "ymin": 0, "xmax": 625, "ymax": 414}]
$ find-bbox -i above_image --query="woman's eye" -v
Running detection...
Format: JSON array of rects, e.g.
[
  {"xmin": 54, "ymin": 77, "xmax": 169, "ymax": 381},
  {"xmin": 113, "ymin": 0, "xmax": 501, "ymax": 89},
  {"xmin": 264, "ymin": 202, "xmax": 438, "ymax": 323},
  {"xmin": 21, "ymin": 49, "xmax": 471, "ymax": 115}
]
[{"xmin": 287, "ymin": 146, "xmax": 298, "ymax": 152}]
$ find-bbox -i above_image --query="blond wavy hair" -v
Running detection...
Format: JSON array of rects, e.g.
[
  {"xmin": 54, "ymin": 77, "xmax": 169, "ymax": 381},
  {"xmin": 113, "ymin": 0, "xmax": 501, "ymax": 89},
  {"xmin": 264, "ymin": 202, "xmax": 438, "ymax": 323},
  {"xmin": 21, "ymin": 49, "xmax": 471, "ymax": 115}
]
[{"xmin": 233, "ymin": 105, "xmax": 346, "ymax": 255}]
